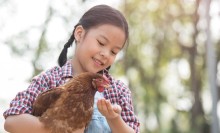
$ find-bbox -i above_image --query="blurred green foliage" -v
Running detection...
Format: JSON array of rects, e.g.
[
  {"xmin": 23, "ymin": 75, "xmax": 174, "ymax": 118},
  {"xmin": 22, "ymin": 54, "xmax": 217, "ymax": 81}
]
[
  {"xmin": 2, "ymin": 0, "xmax": 220, "ymax": 133},
  {"xmin": 112, "ymin": 0, "xmax": 219, "ymax": 133}
]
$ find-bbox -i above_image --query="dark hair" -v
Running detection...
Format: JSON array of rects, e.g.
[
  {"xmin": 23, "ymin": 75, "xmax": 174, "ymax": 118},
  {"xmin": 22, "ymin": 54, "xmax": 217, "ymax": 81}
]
[{"xmin": 58, "ymin": 4, "xmax": 129, "ymax": 67}]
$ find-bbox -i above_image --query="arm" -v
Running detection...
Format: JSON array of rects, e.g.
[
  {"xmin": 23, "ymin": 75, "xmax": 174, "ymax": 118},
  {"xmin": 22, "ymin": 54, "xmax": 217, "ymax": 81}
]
[
  {"xmin": 3, "ymin": 69, "xmax": 58, "ymax": 133},
  {"xmin": 97, "ymin": 99, "xmax": 135, "ymax": 133},
  {"xmin": 107, "ymin": 116, "xmax": 135, "ymax": 133},
  {"xmin": 99, "ymin": 77, "xmax": 140, "ymax": 133},
  {"xmin": 4, "ymin": 114, "xmax": 51, "ymax": 133}
]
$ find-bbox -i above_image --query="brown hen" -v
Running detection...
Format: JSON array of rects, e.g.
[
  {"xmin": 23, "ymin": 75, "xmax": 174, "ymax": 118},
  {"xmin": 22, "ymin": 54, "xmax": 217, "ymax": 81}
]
[{"xmin": 32, "ymin": 72, "xmax": 110, "ymax": 133}]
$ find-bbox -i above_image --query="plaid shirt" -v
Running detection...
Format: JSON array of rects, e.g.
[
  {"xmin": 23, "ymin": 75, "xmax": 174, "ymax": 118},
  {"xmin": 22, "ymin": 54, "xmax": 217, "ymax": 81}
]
[{"xmin": 3, "ymin": 60, "xmax": 140, "ymax": 132}]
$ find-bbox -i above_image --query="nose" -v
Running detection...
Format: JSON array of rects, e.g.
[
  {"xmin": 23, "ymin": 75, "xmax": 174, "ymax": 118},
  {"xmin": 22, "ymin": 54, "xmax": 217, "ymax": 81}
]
[{"xmin": 99, "ymin": 48, "xmax": 109, "ymax": 57}]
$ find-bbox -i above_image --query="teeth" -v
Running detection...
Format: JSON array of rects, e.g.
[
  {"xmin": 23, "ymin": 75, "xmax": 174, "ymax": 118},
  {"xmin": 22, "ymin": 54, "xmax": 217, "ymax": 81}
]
[{"xmin": 94, "ymin": 58, "xmax": 103, "ymax": 65}]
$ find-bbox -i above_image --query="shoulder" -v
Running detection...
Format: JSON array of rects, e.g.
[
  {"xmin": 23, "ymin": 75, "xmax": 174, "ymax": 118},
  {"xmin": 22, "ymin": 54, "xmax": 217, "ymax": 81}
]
[
  {"xmin": 32, "ymin": 60, "xmax": 73, "ymax": 82},
  {"xmin": 115, "ymin": 79, "xmax": 131, "ymax": 94},
  {"xmin": 104, "ymin": 73, "xmax": 132, "ymax": 102},
  {"xmin": 32, "ymin": 66, "xmax": 61, "ymax": 82},
  {"xmin": 30, "ymin": 60, "xmax": 73, "ymax": 88},
  {"xmin": 106, "ymin": 73, "xmax": 131, "ymax": 94}
]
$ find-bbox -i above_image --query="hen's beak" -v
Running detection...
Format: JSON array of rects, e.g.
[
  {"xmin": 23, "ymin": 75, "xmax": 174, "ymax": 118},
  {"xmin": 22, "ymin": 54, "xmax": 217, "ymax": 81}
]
[
  {"xmin": 103, "ymin": 75, "xmax": 110, "ymax": 83},
  {"xmin": 102, "ymin": 75, "xmax": 111, "ymax": 89},
  {"xmin": 103, "ymin": 84, "xmax": 111, "ymax": 89}
]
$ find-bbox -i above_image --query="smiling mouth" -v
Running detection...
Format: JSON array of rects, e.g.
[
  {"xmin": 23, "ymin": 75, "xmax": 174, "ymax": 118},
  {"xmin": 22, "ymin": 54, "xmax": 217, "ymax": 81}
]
[{"xmin": 93, "ymin": 58, "xmax": 104, "ymax": 66}]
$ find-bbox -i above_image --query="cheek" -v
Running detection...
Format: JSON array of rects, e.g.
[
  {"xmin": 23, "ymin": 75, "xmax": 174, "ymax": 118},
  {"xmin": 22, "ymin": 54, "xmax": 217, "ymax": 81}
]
[
  {"xmin": 108, "ymin": 56, "xmax": 116, "ymax": 65},
  {"xmin": 83, "ymin": 38, "xmax": 98, "ymax": 50},
  {"xmin": 78, "ymin": 41, "xmax": 98, "ymax": 55}
]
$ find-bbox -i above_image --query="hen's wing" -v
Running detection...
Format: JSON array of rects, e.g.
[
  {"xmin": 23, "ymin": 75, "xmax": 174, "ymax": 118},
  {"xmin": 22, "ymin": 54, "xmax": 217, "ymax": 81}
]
[{"xmin": 32, "ymin": 87, "xmax": 64, "ymax": 116}]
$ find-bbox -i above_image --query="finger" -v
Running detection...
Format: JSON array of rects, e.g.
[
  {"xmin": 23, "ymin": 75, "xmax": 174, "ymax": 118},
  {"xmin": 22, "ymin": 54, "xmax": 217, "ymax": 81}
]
[
  {"xmin": 105, "ymin": 100, "xmax": 114, "ymax": 114},
  {"xmin": 97, "ymin": 99, "xmax": 105, "ymax": 110},
  {"xmin": 113, "ymin": 104, "xmax": 122, "ymax": 114},
  {"xmin": 100, "ymin": 99, "xmax": 108, "ymax": 112},
  {"xmin": 97, "ymin": 99, "xmax": 102, "ymax": 110}
]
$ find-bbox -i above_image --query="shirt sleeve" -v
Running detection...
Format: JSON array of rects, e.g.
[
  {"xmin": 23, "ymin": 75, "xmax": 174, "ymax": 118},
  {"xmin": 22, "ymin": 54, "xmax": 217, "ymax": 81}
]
[
  {"xmin": 116, "ymin": 80, "xmax": 140, "ymax": 133},
  {"xmin": 3, "ymin": 72, "xmax": 52, "ymax": 119}
]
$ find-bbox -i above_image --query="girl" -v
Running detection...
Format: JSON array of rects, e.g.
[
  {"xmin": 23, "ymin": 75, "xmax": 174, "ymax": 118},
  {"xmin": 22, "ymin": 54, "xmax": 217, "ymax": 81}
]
[{"xmin": 3, "ymin": 4, "xmax": 140, "ymax": 133}]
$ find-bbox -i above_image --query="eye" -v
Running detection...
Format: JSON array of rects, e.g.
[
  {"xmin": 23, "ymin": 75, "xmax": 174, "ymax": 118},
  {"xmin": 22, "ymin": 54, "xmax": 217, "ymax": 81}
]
[
  {"xmin": 97, "ymin": 40, "xmax": 104, "ymax": 46},
  {"xmin": 111, "ymin": 51, "xmax": 117, "ymax": 55}
]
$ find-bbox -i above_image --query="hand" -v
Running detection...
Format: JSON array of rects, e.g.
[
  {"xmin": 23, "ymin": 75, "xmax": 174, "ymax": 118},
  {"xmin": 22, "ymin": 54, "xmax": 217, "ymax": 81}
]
[{"xmin": 97, "ymin": 99, "xmax": 122, "ymax": 120}]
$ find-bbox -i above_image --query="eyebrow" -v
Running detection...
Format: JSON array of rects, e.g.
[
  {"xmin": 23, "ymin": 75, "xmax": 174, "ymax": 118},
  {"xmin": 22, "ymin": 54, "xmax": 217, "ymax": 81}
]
[
  {"xmin": 100, "ymin": 35, "xmax": 109, "ymax": 43},
  {"xmin": 100, "ymin": 35, "xmax": 123, "ymax": 50}
]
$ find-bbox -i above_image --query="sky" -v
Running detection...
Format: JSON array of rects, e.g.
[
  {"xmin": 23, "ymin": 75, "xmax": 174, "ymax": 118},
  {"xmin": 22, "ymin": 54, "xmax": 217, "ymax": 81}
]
[{"xmin": 0, "ymin": 0, "xmax": 120, "ymax": 132}]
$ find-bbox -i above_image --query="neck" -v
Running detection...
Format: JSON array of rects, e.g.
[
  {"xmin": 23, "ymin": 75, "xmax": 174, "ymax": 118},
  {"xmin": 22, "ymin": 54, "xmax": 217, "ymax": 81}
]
[{"xmin": 72, "ymin": 57, "xmax": 83, "ymax": 76}]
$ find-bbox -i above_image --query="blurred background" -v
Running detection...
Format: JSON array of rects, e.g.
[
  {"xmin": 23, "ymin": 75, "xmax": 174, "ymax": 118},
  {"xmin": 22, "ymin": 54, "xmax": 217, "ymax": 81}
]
[{"xmin": 1, "ymin": 0, "xmax": 220, "ymax": 133}]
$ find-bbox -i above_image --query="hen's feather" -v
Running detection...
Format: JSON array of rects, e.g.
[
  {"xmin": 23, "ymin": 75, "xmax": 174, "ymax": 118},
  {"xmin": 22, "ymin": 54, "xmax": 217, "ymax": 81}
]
[
  {"xmin": 32, "ymin": 72, "xmax": 109, "ymax": 133},
  {"xmin": 32, "ymin": 87, "xmax": 64, "ymax": 116}
]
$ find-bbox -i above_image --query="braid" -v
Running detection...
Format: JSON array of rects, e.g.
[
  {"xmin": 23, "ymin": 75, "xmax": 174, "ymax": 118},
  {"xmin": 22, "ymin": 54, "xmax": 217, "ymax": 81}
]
[
  {"xmin": 58, "ymin": 24, "xmax": 81, "ymax": 67},
  {"xmin": 58, "ymin": 34, "xmax": 75, "ymax": 67}
]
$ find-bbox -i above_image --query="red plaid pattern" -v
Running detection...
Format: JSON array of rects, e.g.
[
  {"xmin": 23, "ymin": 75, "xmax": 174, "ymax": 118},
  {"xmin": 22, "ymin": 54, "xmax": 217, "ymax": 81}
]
[{"xmin": 3, "ymin": 60, "xmax": 140, "ymax": 132}]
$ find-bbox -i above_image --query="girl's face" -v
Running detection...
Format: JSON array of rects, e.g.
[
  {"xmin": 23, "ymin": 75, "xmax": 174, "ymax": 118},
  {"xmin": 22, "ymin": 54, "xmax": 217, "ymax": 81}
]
[{"xmin": 73, "ymin": 24, "xmax": 125, "ymax": 74}]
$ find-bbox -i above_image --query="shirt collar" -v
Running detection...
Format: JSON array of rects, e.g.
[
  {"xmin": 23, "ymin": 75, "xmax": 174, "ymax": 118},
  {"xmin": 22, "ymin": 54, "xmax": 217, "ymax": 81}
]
[
  {"xmin": 61, "ymin": 60, "xmax": 113, "ymax": 80},
  {"xmin": 61, "ymin": 59, "xmax": 73, "ymax": 78}
]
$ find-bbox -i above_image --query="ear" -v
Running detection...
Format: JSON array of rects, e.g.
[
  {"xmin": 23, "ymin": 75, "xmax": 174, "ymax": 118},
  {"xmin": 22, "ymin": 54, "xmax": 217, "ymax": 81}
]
[{"xmin": 74, "ymin": 25, "xmax": 84, "ymax": 43}]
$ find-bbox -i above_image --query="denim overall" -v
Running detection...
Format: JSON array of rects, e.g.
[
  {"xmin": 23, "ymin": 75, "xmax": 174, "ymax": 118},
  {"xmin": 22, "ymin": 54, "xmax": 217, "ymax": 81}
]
[{"xmin": 84, "ymin": 92, "xmax": 111, "ymax": 133}]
